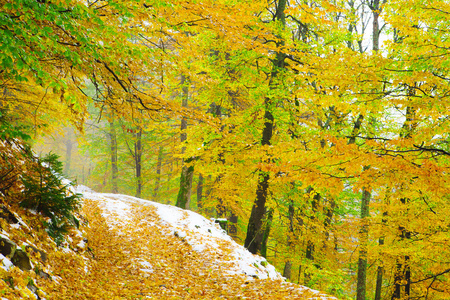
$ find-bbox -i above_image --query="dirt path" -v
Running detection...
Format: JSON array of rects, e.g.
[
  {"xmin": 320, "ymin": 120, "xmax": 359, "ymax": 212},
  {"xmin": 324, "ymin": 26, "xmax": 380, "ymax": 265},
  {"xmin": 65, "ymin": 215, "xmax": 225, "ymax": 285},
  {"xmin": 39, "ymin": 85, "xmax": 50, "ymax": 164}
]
[{"xmin": 41, "ymin": 194, "xmax": 333, "ymax": 299}]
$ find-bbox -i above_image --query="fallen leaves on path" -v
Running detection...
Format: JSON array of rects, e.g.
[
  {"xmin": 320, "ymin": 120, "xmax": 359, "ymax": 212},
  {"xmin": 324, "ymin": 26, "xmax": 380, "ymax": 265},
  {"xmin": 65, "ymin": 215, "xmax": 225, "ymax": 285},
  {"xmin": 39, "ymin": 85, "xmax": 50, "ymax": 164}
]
[{"xmin": 39, "ymin": 191, "xmax": 334, "ymax": 299}]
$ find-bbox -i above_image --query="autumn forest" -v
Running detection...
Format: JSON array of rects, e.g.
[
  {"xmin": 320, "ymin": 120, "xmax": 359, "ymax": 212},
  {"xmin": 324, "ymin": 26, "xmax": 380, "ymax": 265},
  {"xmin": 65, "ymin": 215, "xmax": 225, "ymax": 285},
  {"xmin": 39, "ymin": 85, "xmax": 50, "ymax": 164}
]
[{"xmin": 1, "ymin": 0, "xmax": 450, "ymax": 299}]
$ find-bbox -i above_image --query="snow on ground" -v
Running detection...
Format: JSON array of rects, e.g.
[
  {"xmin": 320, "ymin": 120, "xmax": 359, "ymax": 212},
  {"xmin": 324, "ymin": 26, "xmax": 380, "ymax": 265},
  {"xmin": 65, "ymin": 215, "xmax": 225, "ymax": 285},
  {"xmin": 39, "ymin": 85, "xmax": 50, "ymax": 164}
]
[
  {"xmin": 75, "ymin": 185, "xmax": 332, "ymax": 298},
  {"xmin": 76, "ymin": 185, "xmax": 278, "ymax": 280}
]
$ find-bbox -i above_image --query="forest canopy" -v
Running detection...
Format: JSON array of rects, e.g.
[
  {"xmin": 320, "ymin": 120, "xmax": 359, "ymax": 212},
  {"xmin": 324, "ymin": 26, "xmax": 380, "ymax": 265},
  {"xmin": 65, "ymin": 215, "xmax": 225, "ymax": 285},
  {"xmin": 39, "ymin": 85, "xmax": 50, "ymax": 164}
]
[{"xmin": 1, "ymin": 0, "xmax": 450, "ymax": 299}]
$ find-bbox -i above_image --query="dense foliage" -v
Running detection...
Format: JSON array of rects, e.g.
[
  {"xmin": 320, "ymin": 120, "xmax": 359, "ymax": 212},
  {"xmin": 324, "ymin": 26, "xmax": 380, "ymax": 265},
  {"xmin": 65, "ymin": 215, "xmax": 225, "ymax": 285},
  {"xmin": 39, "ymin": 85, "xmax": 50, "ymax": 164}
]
[{"xmin": 2, "ymin": 0, "xmax": 450, "ymax": 299}]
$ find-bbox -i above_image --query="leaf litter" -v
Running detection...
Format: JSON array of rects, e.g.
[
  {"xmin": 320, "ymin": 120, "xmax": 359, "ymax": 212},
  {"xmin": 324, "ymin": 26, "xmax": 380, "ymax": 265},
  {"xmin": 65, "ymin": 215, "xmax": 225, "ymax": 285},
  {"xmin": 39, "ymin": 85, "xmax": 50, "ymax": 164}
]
[{"xmin": 68, "ymin": 185, "xmax": 336, "ymax": 299}]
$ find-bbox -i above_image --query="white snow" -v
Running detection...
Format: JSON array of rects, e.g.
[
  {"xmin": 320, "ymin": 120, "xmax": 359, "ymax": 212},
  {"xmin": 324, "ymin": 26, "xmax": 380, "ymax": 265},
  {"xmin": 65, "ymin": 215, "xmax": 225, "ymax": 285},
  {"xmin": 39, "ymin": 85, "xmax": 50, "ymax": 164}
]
[
  {"xmin": 77, "ymin": 239, "xmax": 86, "ymax": 249},
  {"xmin": 0, "ymin": 254, "xmax": 14, "ymax": 271},
  {"xmin": 0, "ymin": 232, "xmax": 10, "ymax": 238},
  {"xmin": 137, "ymin": 259, "xmax": 154, "ymax": 274}
]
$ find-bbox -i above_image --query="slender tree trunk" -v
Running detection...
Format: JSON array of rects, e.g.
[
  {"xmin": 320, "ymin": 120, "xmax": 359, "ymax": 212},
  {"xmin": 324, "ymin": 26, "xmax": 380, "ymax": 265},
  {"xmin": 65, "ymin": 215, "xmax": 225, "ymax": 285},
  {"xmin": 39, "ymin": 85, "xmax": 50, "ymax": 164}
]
[
  {"xmin": 372, "ymin": 0, "xmax": 380, "ymax": 52},
  {"xmin": 260, "ymin": 208, "xmax": 274, "ymax": 259},
  {"xmin": 375, "ymin": 263, "xmax": 383, "ymax": 300},
  {"xmin": 356, "ymin": 2, "xmax": 380, "ymax": 297},
  {"xmin": 134, "ymin": 128, "xmax": 143, "ymax": 198},
  {"xmin": 375, "ymin": 202, "xmax": 388, "ymax": 300},
  {"xmin": 405, "ymin": 251, "xmax": 411, "ymax": 298},
  {"xmin": 393, "ymin": 87, "xmax": 416, "ymax": 299},
  {"xmin": 304, "ymin": 240, "xmax": 314, "ymax": 284},
  {"xmin": 244, "ymin": 0, "xmax": 286, "ymax": 254},
  {"xmin": 393, "ymin": 259, "xmax": 402, "ymax": 299},
  {"xmin": 215, "ymin": 153, "xmax": 226, "ymax": 218},
  {"xmin": 245, "ymin": 164, "xmax": 271, "ymax": 254},
  {"xmin": 109, "ymin": 118, "xmax": 118, "ymax": 193},
  {"xmin": 153, "ymin": 145, "xmax": 163, "ymax": 200},
  {"xmin": 228, "ymin": 211, "xmax": 238, "ymax": 240},
  {"xmin": 283, "ymin": 197, "xmax": 295, "ymax": 280},
  {"xmin": 375, "ymin": 213, "xmax": 388, "ymax": 300},
  {"xmin": 176, "ymin": 75, "xmax": 194, "ymax": 209},
  {"xmin": 304, "ymin": 189, "xmax": 320, "ymax": 284},
  {"xmin": 176, "ymin": 161, "xmax": 194, "ymax": 209},
  {"xmin": 283, "ymin": 261, "xmax": 293, "ymax": 281},
  {"xmin": 393, "ymin": 199, "xmax": 412, "ymax": 300},
  {"xmin": 356, "ymin": 188, "xmax": 371, "ymax": 300},
  {"xmin": 348, "ymin": 73, "xmax": 368, "ymax": 300},
  {"xmin": 196, "ymin": 173, "xmax": 204, "ymax": 209}
]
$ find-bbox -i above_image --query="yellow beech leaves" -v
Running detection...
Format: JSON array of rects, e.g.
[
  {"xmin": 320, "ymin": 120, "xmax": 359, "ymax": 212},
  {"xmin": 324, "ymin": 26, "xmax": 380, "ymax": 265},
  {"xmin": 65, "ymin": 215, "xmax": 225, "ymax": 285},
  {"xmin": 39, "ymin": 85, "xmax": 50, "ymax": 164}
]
[
  {"xmin": 31, "ymin": 195, "xmax": 334, "ymax": 299},
  {"xmin": 2, "ymin": 0, "xmax": 450, "ymax": 299}
]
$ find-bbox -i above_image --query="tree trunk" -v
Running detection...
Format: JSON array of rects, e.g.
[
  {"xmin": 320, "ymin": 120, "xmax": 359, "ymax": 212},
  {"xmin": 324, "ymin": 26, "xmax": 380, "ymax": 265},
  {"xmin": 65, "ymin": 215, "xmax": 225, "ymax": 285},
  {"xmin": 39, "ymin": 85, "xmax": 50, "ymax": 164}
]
[
  {"xmin": 375, "ymin": 231, "xmax": 385, "ymax": 300},
  {"xmin": 244, "ymin": 165, "xmax": 271, "ymax": 254},
  {"xmin": 176, "ymin": 160, "xmax": 194, "ymax": 209},
  {"xmin": 135, "ymin": 128, "xmax": 142, "ymax": 198},
  {"xmin": 374, "ymin": 264, "xmax": 383, "ymax": 300},
  {"xmin": 304, "ymin": 189, "xmax": 320, "ymax": 284},
  {"xmin": 176, "ymin": 74, "xmax": 194, "ymax": 209},
  {"xmin": 260, "ymin": 208, "xmax": 274, "ymax": 259},
  {"xmin": 405, "ymin": 253, "xmax": 411, "ymax": 298},
  {"xmin": 393, "ymin": 199, "xmax": 412, "ymax": 300},
  {"xmin": 153, "ymin": 145, "xmax": 163, "ymax": 200},
  {"xmin": 283, "ymin": 261, "xmax": 293, "ymax": 281},
  {"xmin": 393, "ymin": 259, "xmax": 402, "ymax": 299},
  {"xmin": 283, "ymin": 198, "xmax": 295, "ymax": 280},
  {"xmin": 356, "ymin": 188, "xmax": 371, "ymax": 300},
  {"xmin": 356, "ymin": 2, "xmax": 379, "ymax": 297},
  {"xmin": 244, "ymin": 0, "xmax": 286, "ymax": 254},
  {"xmin": 393, "ymin": 87, "xmax": 416, "ymax": 299},
  {"xmin": 304, "ymin": 239, "xmax": 314, "ymax": 284},
  {"xmin": 375, "ymin": 209, "xmax": 388, "ymax": 300},
  {"xmin": 196, "ymin": 173, "xmax": 204, "ymax": 209},
  {"xmin": 228, "ymin": 211, "xmax": 238, "ymax": 240},
  {"xmin": 109, "ymin": 118, "xmax": 118, "ymax": 193},
  {"xmin": 215, "ymin": 155, "xmax": 226, "ymax": 218}
]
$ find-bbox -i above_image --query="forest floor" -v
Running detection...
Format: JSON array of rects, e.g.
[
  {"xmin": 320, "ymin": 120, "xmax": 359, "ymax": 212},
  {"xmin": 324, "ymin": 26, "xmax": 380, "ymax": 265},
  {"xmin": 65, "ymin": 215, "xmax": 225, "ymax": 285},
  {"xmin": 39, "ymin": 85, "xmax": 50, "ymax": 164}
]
[
  {"xmin": 65, "ymin": 186, "xmax": 335, "ymax": 299},
  {"xmin": 1, "ymin": 185, "xmax": 336, "ymax": 299}
]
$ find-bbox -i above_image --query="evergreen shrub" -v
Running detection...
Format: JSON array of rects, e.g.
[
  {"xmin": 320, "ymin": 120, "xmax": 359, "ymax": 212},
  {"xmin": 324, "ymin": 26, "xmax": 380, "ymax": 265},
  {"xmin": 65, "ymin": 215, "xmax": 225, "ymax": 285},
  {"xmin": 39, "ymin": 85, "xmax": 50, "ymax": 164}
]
[{"xmin": 20, "ymin": 152, "xmax": 81, "ymax": 245}]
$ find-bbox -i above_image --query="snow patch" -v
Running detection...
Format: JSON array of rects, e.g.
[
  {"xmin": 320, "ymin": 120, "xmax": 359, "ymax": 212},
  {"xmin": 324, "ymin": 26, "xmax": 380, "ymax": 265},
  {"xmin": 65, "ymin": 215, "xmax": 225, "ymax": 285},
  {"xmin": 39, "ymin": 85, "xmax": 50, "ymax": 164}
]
[
  {"xmin": 0, "ymin": 254, "xmax": 13, "ymax": 271},
  {"xmin": 76, "ymin": 189, "xmax": 282, "ymax": 280},
  {"xmin": 137, "ymin": 260, "xmax": 154, "ymax": 274}
]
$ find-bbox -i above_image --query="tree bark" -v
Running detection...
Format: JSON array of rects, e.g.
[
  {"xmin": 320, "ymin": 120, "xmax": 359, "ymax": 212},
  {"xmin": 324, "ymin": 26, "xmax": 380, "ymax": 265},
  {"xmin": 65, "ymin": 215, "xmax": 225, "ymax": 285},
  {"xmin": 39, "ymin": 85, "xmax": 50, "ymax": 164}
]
[
  {"xmin": 374, "ymin": 263, "xmax": 383, "ymax": 300},
  {"xmin": 304, "ymin": 189, "xmax": 320, "ymax": 284},
  {"xmin": 244, "ymin": 168, "xmax": 270, "ymax": 254},
  {"xmin": 356, "ymin": 188, "xmax": 371, "ymax": 300},
  {"xmin": 196, "ymin": 173, "xmax": 204, "ymax": 210},
  {"xmin": 109, "ymin": 118, "xmax": 118, "ymax": 193},
  {"xmin": 283, "ymin": 198, "xmax": 295, "ymax": 280},
  {"xmin": 176, "ymin": 159, "xmax": 194, "ymax": 209},
  {"xmin": 153, "ymin": 145, "xmax": 163, "ymax": 200},
  {"xmin": 393, "ymin": 199, "xmax": 412, "ymax": 300},
  {"xmin": 356, "ymin": 2, "xmax": 379, "ymax": 297},
  {"xmin": 283, "ymin": 261, "xmax": 293, "ymax": 281},
  {"xmin": 244, "ymin": 0, "xmax": 286, "ymax": 255},
  {"xmin": 260, "ymin": 208, "xmax": 274, "ymax": 259},
  {"xmin": 228, "ymin": 211, "xmax": 238, "ymax": 240},
  {"xmin": 393, "ymin": 259, "xmax": 402, "ymax": 299},
  {"xmin": 393, "ymin": 87, "xmax": 416, "ymax": 299},
  {"xmin": 135, "ymin": 128, "xmax": 142, "ymax": 198},
  {"xmin": 375, "ymin": 213, "xmax": 387, "ymax": 300},
  {"xmin": 176, "ymin": 74, "xmax": 194, "ymax": 209}
]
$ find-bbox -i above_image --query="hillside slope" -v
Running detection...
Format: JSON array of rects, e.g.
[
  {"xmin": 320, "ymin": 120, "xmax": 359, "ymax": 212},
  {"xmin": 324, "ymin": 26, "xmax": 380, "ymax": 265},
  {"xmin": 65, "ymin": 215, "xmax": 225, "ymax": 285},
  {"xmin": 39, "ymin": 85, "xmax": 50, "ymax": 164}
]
[
  {"xmin": 74, "ymin": 186, "xmax": 335, "ymax": 299},
  {"xmin": 1, "ymin": 184, "xmax": 336, "ymax": 299}
]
